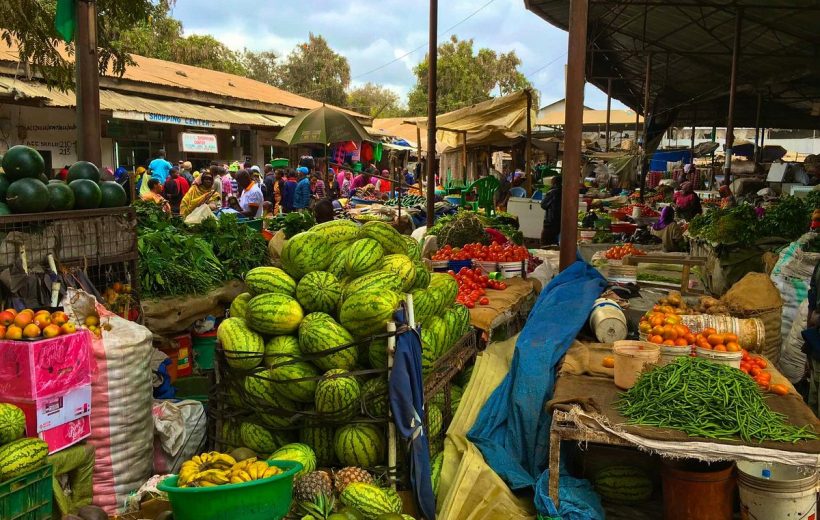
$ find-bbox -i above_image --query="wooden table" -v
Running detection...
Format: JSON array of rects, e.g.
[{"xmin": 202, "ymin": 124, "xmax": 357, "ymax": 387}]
[{"xmin": 622, "ymin": 253, "xmax": 707, "ymax": 294}]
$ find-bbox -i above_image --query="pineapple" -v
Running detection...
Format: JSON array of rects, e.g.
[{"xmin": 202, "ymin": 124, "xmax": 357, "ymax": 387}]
[
  {"xmin": 333, "ymin": 466, "xmax": 374, "ymax": 493},
  {"xmin": 294, "ymin": 470, "xmax": 333, "ymax": 502}
]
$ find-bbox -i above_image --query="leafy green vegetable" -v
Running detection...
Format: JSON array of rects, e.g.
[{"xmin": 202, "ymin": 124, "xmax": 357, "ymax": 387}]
[
  {"xmin": 689, "ymin": 204, "xmax": 759, "ymax": 245},
  {"xmin": 138, "ymin": 228, "xmax": 223, "ymax": 298},
  {"xmin": 429, "ymin": 210, "xmax": 488, "ymax": 247},
  {"xmin": 266, "ymin": 211, "xmax": 316, "ymax": 238},
  {"xmin": 190, "ymin": 214, "xmax": 268, "ymax": 281},
  {"xmin": 760, "ymin": 196, "xmax": 811, "ymax": 239}
]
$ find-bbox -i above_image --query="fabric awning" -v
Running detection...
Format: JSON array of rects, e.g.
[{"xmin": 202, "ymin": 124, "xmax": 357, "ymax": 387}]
[{"xmin": 0, "ymin": 76, "xmax": 292, "ymax": 128}]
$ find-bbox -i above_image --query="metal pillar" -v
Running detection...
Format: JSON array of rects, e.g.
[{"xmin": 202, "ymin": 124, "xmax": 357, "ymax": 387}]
[
  {"xmin": 723, "ymin": 9, "xmax": 743, "ymax": 186},
  {"xmin": 416, "ymin": 125, "xmax": 423, "ymax": 194},
  {"xmin": 690, "ymin": 124, "xmax": 696, "ymax": 165},
  {"xmin": 425, "ymin": 0, "xmax": 438, "ymax": 228},
  {"xmin": 605, "ymin": 78, "xmax": 612, "ymax": 152},
  {"xmin": 76, "ymin": 0, "xmax": 102, "ymax": 165},
  {"xmin": 526, "ymin": 89, "xmax": 533, "ymax": 194},
  {"xmin": 559, "ymin": 0, "xmax": 588, "ymax": 272},
  {"xmin": 639, "ymin": 53, "xmax": 652, "ymax": 203},
  {"xmin": 753, "ymin": 92, "xmax": 762, "ymax": 163}
]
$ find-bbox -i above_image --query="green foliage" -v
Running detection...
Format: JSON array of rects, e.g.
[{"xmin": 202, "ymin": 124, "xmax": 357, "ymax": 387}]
[
  {"xmin": 759, "ymin": 196, "xmax": 811, "ymax": 239},
  {"xmin": 428, "ymin": 210, "xmax": 488, "ymax": 247},
  {"xmin": 190, "ymin": 214, "xmax": 268, "ymax": 281},
  {"xmin": 241, "ymin": 49, "xmax": 280, "ymax": 85},
  {"xmin": 267, "ymin": 212, "xmax": 317, "ymax": 239},
  {"xmin": 347, "ymin": 83, "xmax": 405, "ymax": 118},
  {"xmin": 276, "ymin": 33, "xmax": 351, "ymax": 106},
  {"xmin": 407, "ymin": 35, "xmax": 532, "ymax": 115},
  {"xmin": 805, "ymin": 190, "xmax": 820, "ymax": 211},
  {"xmin": 689, "ymin": 197, "xmax": 812, "ymax": 246}
]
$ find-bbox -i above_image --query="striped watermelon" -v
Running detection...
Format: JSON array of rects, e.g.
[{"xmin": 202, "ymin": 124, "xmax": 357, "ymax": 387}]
[
  {"xmin": 263, "ymin": 335, "xmax": 301, "ymax": 367},
  {"xmin": 327, "ymin": 242, "xmax": 352, "ymax": 278},
  {"xmin": 411, "ymin": 289, "xmax": 435, "ymax": 323},
  {"xmin": 403, "ymin": 235, "xmax": 421, "ymax": 261},
  {"xmin": 281, "ymin": 231, "xmax": 332, "ymax": 279},
  {"xmin": 425, "ymin": 316, "xmax": 448, "ymax": 354},
  {"xmin": 246, "ymin": 293, "xmax": 304, "ymax": 336},
  {"xmin": 339, "ymin": 482, "xmax": 400, "ymax": 517},
  {"xmin": 218, "ymin": 317, "xmax": 264, "ymax": 370},
  {"xmin": 243, "ymin": 372, "xmax": 297, "ymax": 423},
  {"xmin": 440, "ymin": 306, "xmax": 462, "ymax": 351},
  {"xmin": 429, "ymin": 385, "xmax": 463, "ymax": 414},
  {"xmin": 268, "ymin": 443, "xmax": 316, "ymax": 477},
  {"xmin": 311, "ymin": 219, "xmax": 360, "ymax": 245},
  {"xmin": 269, "ymin": 360, "xmax": 319, "ymax": 403},
  {"xmin": 343, "ymin": 270, "xmax": 402, "ymax": 300},
  {"xmin": 361, "ymin": 377, "xmax": 389, "ymax": 417},
  {"xmin": 219, "ymin": 420, "xmax": 243, "ymax": 451},
  {"xmin": 299, "ymin": 423, "xmax": 337, "ymax": 466},
  {"xmin": 0, "ymin": 438, "xmax": 48, "ymax": 480},
  {"xmin": 0, "ymin": 404, "xmax": 25, "ymax": 445},
  {"xmin": 429, "ymin": 438, "xmax": 443, "ymax": 458},
  {"xmin": 245, "ymin": 266, "xmax": 297, "ymax": 296},
  {"xmin": 421, "ymin": 327, "xmax": 441, "ymax": 375},
  {"xmin": 229, "ymin": 292, "xmax": 252, "ymax": 319},
  {"xmin": 345, "ymin": 238, "xmax": 384, "ymax": 277},
  {"xmin": 412, "ymin": 263, "xmax": 431, "ymax": 290},
  {"xmin": 367, "ymin": 337, "xmax": 388, "ymax": 369},
  {"xmin": 315, "ymin": 369, "xmax": 360, "ymax": 421},
  {"xmin": 426, "ymin": 404, "xmax": 443, "ymax": 438},
  {"xmin": 594, "ymin": 466, "xmax": 653, "ymax": 504},
  {"xmin": 357, "ymin": 221, "xmax": 405, "ymax": 255},
  {"xmin": 296, "ymin": 271, "xmax": 342, "ymax": 314},
  {"xmin": 382, "ymin": 487, "xmax": 404, "ymax": 516},
  {"xmin": 380, "ymin": 254, "xmax": 416, "ymax": 292},
  {"xmin": 430, "ymin": 452, "xmax": 443, "ymax": 496},
  {"xmin": 451, "ymin": 303, "xmax": 471, "ymax": 338},
  {"xmin": 240, "ymin": 422, "xmax": 289, "ymax": 454},
  {"xmin": 299, "ymin": 315, "xmax": 358, "ymax": 371},
  {"xmin": 300, "ymin": 311, "xmax": 334, "ymax": 327},
  {"xmin": 334, "ymin": 424, "xmax": 386, "ymax": 468},
  {"xmin": 429, "ymin": 273, "xmax": 458, "ymax": 312},
  {"xmin": 340, "ymin": 290, "xmax": 400, "ymax": 339}
]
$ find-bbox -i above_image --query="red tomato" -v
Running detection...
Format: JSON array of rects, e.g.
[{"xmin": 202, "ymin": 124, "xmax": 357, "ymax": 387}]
[
  {"xmin": 465, "ymin": 300, "xmax": 475, "ymax": 309},
  {"xmin": 479, "ymin": 297, "xmax": 489, "ymax": 305}
]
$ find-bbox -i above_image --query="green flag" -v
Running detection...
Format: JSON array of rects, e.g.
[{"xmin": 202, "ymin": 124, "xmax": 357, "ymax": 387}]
[{"xmin": 55, "ymin": 0, "xmax": 76, "ymax": 42}]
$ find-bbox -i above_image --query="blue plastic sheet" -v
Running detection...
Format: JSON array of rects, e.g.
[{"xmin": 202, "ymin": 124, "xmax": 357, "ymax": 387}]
[{"xmin": 467, "ymin": 261, "xmax": 607, "ymax": 519}]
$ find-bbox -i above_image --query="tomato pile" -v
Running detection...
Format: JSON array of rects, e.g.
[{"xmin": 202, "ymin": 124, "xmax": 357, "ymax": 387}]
[
  {"xmin": 621, "ymin": 204, "xmax": 659, "ymax": 218},
  {"xmin": 741, "ymin": 350, "xmax": 788, "ymax": 395},
  {"xmin": 448, "ymin": 267, "xmax": 507, "ymax": 308},
  {"xmin": 640, "ymin": 312, "xmax": 694, "ymax": 347},
  {"xmin": 604, "ymin": 243, "xmax": 646, "ymax": 260},
  {"xmin": 432, "ymin": 242, "xmax": 529, "ymax": 262},
  {"xmin": 693, "ymin": 328, "xmax": 742, "ymax": 352}
]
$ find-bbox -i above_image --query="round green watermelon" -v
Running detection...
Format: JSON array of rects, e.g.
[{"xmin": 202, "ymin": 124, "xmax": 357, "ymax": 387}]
[
  {"xmin": 69, "ymin": 179, "xmax": 102, "ymax": 209},
  {"xmin": 0, "ymin": 175, "xmax": 9, "ymax": 202},
  {"xmin": 2, "ymin": 146, "xmax": 44, "ymax": 182},
  {"xmin": 0, "ymin": 202, "xmax": 10, "ymax": 216},
  {"xmin": 67, "ymin": 161, "xmax": 101, "ymax": 183},
  {"xmin": 334, "ymin": 423, "xmax": 386, "ymax": 467},
  {"xmin": 5, "ymin": 178, "xmax": 49, "ymax": 213},
  {"xmin": 99, "ymin": 181, "xmax": 127, "ymax": 207},
  {"xmin": 46, "ymin": 182, "xmax": 75, "ymax": 211}
]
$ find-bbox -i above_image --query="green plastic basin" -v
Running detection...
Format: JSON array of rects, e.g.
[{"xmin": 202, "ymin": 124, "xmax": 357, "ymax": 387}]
[{"xmin": 158, "ymin": 459, "xmax": 302, "ymax": 520}]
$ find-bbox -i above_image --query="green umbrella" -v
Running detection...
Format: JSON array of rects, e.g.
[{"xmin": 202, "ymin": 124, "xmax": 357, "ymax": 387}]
[{"xmin": 275, "ymin": 105, "xmax": 371, "ymax": 145}]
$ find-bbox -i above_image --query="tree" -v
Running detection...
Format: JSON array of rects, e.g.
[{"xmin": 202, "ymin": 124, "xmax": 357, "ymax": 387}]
[
  {"xmin": 242, "ymin": 50, "xmax": 280, "ymax": 86},
  {"xmin": 277, "ymin": 33, "xmax": 350, "ymax": 107},
  {"xmin": 347, "ymin": 83, "xmax": 404, "ymax": 118},
  {"xmin": 0, "ymin": 0, "xmax": 155, "ymax": 87},
  {"xmin": 407, "ymin": 36, "xmax": 532, "ymax": 115}
]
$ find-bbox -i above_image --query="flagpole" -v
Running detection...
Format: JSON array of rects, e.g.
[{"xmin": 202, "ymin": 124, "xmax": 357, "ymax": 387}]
[{"xmin": 75, "ymin": 0, "xmax": 102, "ymax": 166}]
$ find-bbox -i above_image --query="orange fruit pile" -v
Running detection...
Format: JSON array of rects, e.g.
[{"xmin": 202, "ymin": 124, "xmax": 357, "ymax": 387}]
[
  {"xmin": 639, "ymin": 312, "xmax": 694, "ymax": 347},
  {"xmin": 0, "ymin": 308, "xmax": 75, "ymax": 340},
  {"xmin": 693, "ymin": 328, "xmax": 741, "ymax": 352}
]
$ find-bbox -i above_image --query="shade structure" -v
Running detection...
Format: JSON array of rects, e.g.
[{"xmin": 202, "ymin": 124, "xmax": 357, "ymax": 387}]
[{"xmin": 275, "ymin": 105, "xmax": 371, "ymax": 145}]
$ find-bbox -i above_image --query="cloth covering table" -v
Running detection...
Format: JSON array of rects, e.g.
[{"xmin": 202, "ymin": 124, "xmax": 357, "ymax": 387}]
[{"xmin": 468, "ymin": 277, "xmax": 536, "ymax": 340}]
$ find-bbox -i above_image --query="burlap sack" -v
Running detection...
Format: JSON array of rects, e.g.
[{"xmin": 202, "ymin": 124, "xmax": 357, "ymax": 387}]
[{"xmin": 722, "ymin": 273, "xmax": 783, "ymax": 364}]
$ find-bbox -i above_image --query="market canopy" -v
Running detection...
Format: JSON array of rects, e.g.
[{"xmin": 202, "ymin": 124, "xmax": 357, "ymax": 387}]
[{"xmin": 524, "ymin": 1, "xmax": 820, "ymax": 129}]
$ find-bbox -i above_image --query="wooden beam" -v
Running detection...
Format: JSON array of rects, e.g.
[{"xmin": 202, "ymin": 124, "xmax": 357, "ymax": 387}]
[
  {"xmin": 426, "ymin": 0, "xmax": 438, "ymax": 228},
  {"xmin": 75, "ymin": 0, "xmax": 101, "ymax": 165},
  {"xmin": 526, "ymin": 89, "xmax": 533, "ymax": 194}
]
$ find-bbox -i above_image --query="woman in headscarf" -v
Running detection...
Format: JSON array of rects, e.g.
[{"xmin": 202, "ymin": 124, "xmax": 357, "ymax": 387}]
[
  {"xmin": 136, "ymin": 166, "xmax": 151, "ymax": 198},
  {"xmin": 650, "ymin": 205, "xmax": 685, "ymax": 252},
  {"xmin": 673, "ymin": 181, "xmax": 702, "ymax": 220},
  {"xmin": 114, "ymin": 167, "xmax": 132, "ymax": 203},
  {"xmin": 179, "ymin": 171, "xmax": 221, "ymax": 217},
  {"xmin": 718, "ymin": 184, "xmax": 736, "ymax": 209}
]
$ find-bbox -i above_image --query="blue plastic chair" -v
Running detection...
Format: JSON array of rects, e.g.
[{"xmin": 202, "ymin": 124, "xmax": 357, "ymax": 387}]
[{"xmin": 509, "ymin": 186, "xmax": 527, "ymax": 198}]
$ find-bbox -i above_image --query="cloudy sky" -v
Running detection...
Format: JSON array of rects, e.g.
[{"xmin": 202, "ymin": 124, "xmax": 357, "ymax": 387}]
[{"xmin": 172, "ymin": 0, "xmax": 625, "ymax": 111}]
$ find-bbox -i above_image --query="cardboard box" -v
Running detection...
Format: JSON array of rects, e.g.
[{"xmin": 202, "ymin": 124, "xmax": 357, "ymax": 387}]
[
  {"xmin": 0, "ymin": 330, "xmax": 91, "ymax": 399},
  {"xmin": 39, "ymin": 415, "xmax": 90, "ymax": 454},
  {"xmin": 7, "ymin": 384, "xmax": 91, "ymax": 434}
]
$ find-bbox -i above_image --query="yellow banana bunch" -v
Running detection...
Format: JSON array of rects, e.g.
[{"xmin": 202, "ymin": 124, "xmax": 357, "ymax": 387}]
[
  {"xmin": 247, "ymin": 461, "xmax": 271, "ymax": 480},
  {"xmin": 262, "ymin": 465, "xmax": 283, "ymax": 479},
  {"xmin": 177, "ymin": 460, "xmax": 201, "ymax": 486},
  {"xmin": 207, "ymin": 452, "xmax": 237, "ymax": 470},
  {"xmin": 230, "ymin": 470, "xmax": 253, "ymax": 484},
  {"xmin": 229, "ymin": 457, "xmax": 258, "ymax": 475},
  {"xmin": 185, "ymin": 469, "xmax": 230, "ymax": 487}
]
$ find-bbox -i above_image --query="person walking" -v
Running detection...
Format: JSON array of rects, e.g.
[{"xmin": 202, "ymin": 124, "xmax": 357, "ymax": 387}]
[
  {"xmin": 540, "ymin": 175, "xmax": 562, "ymax": 246},
  {"xmin": 293, "ymin": 167, "xmax": 312, "ymax": 210},
  {"xmin": 313, "ymin": 173, "xmax": 326, "ymax": 200},
  {"xmin": 149, "ymin": 150, "xmax": 173, "ymax": 183},
  {"xmin": 282, "ymin": 169, "xmax": 297, "ymax": 213},
  {"xmin": 180, "ymin": 161, "xmax": 195, "ymax": 185}
]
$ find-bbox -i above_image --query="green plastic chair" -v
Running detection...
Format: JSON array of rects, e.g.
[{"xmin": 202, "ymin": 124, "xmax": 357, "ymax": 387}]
[
  {"xmin": 445, "ymin": 167, "xmax": 467, "ymax": 195},
  {"xmin": 461, "ymin": 176, "xmax": 500, "ymax": 216}
]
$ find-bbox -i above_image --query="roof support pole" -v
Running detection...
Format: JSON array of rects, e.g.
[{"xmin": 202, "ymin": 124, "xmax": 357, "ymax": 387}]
[
  {"xmin": 416, "ymin": 125, "xmax": 423, "ymax": 194},
  {"xmin": 526, "ymin": 89, "xmax": 533, "ymax": 194},
  {"xmin": 639, "ymin": 52, "xmax": 651, "ymax": 204},
  {"xmin": 425, "ymin": 0, "xmax": 438, "ymax": 228},
  {"xmin": 690, "ymin": 106, "xmax": 696, "ymax": 165},
  {"xmin": 462, "ymin": 130, "xmax": 468, "ymax": 182},
  {"xmin": 559, "ymin": 0, "xmax": 588, "ymax": 272},
  {"xmin": 723, "ymin": 9, "xmax": 743, "ymax": 186},
  {"xmin": 76, "ymin": 0, "xmax": 102, "ymax": 166},
  {"xmin": 753, "ymin": 92, "xmax": 762, "ymax": 164},
  {"xmin": 605, "ymin": 78, "xmax": 612, "ymax": 152}
]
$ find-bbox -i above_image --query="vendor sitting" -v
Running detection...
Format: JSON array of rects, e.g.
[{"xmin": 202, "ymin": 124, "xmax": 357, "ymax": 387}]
[
  {"xmin": 649, "ymin": 206, "xmax": 685, "ymax": 252},
  {"xmin": 719, "ymin": 184, "xmax": 736, "ymax": 209},
  {"xmin": 673, "ymin": 182, "xmax": 702, "ymax": 220}
]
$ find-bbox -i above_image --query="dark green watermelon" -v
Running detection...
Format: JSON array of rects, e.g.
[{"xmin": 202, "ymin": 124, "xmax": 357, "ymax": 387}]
[
  {"xmin": 69, "ymin": 179, "xmax": 102, "ymax": 209},
  {"xmin": 0, "ymin": 202, "xmax": 10, "ymax": 215},
  {"xmin": 5, "ymin": 178, "xmax": 49, "ymax": 213},
  {"xmin": 67, "ymin": 161, "xmax": 101, "ymax": 184},
  {"xmin": 47, "ymin": 182, "xmax": 75, "ymax": 211},
  {"xmin": 0, "ymin": 175, "xmax": 9, "ymax": 202},
  {"xmin": 99, "ymin": 181, "xmax": 127, "ymax": 208},
  {"xmin": 2, "ymin": 146, "xmax": 44, "ymax": 182}
]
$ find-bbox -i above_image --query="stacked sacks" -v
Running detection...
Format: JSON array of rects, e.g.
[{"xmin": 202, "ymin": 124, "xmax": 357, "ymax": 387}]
[{"xmin": 215, "ymin": 221, "xmax": 471, "ymax": 470}]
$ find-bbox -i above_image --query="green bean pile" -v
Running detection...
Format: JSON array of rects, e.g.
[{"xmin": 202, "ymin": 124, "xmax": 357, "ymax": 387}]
[{"xmin": 616, "ymin": 357, "xmax": 817, "ymax": 443}]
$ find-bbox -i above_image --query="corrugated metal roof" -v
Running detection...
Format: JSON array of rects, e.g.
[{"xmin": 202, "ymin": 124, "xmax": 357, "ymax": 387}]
[
  {"xmin": 524, "ymin": 0, "xmax": 820, "ymax": 129},
  {"xmin": 0, "ymin": 75, "xmax": 292, "ymax": 127}
]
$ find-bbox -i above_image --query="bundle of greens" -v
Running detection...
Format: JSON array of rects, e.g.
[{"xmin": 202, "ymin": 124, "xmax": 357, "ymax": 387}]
[
  {"xmin": 760, "ymin": 196, "xmax": 812, "ymax": 239},
  {"xmin": 138, "ymin": 228, "xmax": 223, "ymax": 298},
  {"xmin": 266, "ymin": 211, "xmax": 316, "ymax": 238},
  {"xmin": 429, "ymin": 210, "xmax": 488, "ymax": 247},
  {"xmin": 190, "ymin": 214, "xmax": 268, "ymax": 281},
  {"xmin": 617, "ymin": 357, "xmax": 817, "ymax": 443},
  {"xmin": 688, "ymin": 204, "xmax": 759, "ymax": 245}
]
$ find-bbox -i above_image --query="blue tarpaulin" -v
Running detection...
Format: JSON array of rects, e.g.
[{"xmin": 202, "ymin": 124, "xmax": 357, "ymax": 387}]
[
  {"xmin": 467, "ymin": 261, "xmax": 607, "ymax": 519},
  {"xmin": 389, "ymin": 310, "xmax": 436, "ymax": 519}
]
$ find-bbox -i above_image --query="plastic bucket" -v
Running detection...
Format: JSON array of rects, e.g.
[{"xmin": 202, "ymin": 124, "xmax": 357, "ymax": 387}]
[
  {"xmin": 499, "ymin": 260, "xmax": 527, "ymax": 279},
  {"xmin": 579, "ymin": 229, "xmax": 596, "ymax": 243},
  {"xmin": 432, "ymin": 260, "xmax": 449, "ymax": 272},
  {"xmin": 736, "ymin": 462, "xmax": 818, "ymax": 520},
  {"xmin": 475, "ymin": 260, "xmax": 498, "ymax": 274},
  {"xmin": 448, "ymin": 259, "xmax": 473, "ymax": 272},
  {"xmin": 589, "ymin": 298, "xmax": 628, "ymax": 343},
  {"xmin": 659, "ymin": 344, "xmax": 693, "ymax": 366},
  {"xmin": 613, "ymin": 341, "xmax": 660, "ymax": 390},
  {"xmin": 158, "ymin": 460, "xmax": 301, "ymax": 520},
  {"xmin": 192, "ymin": 331, "xmax": 217, "ymax": 371},
  {"xmin": 662, "ymin": 460, "xmax": 735, "ymax": 520},
  {"xmin": 695, "ymin": 347, "xmax": 742, "ymax": 369}
]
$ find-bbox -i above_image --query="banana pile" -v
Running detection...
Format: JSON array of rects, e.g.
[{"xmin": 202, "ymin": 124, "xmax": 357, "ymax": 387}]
[{"xmin": 177, "ymin": 451, "xmax": 282, "ymax": 488}]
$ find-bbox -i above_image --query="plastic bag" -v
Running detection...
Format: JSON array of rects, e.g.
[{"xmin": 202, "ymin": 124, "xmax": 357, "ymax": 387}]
[{"xmin": 183, "ymin": 204, "xmax": 215, "ymax": 225}]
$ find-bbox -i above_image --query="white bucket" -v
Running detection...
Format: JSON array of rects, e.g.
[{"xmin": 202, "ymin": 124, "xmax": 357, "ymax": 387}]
[
  {"xmin": 659, "ymin": 344, "xmax": 693, "ymax": 366},
  {"xmin": 613, "ymin": 341, "xmax": 660, "ymax": 389},
  {"xmin": 589, "ymin": 298, "xmax": 627, "ymax": 343},
  {"xmin": 499, "ymin": 260, "xmax": 527, "ymax": 279},
  {"xmin": 475, "ymin": 260, "xmax": 498, "ymax": 274},
  {"xmin": 737, "ymin": 461, "xmax": 818, "ymax": 520},
  {"xmin": 695, "ymin": 346, "xmax": 742, "ymax": 369},
  {"xmin": 632, "ymin": 206, "xmax": 642, "ymax": 219}
]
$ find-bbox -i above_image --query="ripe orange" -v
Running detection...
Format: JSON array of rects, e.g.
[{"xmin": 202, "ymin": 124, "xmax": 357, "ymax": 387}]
[
  {"xmin": 662, "ymin": 327, "xmax": 679, "ymax": 341},
  {"xmin": 725, "ymin": 341, "xmax": 741, "ymax": 352},
  {"xmin": 13, "ymin": 313, "xmax": 32, "ymax": 328},
  {"xmin": 724, "ymin": 333, "xmax": 738, "ymax": 343},
  {"xmin": 650, "ymin": 316, "xmax": 664, "ymax": 327},
  {"xmin": 22, "ymin": 324, "xmax": 41, "ymax": 338},
  {"xmin": 674, "ymin": 338, "xmax": 689, "ymax": 346},
  {"xmin": 703, "ymin": 327, "xmax": 717, "ymax": 337},
  {"xmin": 649, "ymin": 335, "xmax": 664, "ymax": 344},
  {"xmin": 714, "ymin": 344, "xmax": 727, "ymax": 352},
  {"xmin": 5, "ymin": 325, "xmax": 22, "ymax": 340},
  {"xmin": 707, "ymin": 334, "xmax": 724, "ymax": 346},
  {"xmin": 662, "ymin": 339, "xmax": 676, "ymax": 346},
  {"xmin": 602, "ymin": 356, "xmax": 615, "ymax": 368},
  {"xmin": 639, "ymin": 322, "xmax": 652, "ymax": 334}
]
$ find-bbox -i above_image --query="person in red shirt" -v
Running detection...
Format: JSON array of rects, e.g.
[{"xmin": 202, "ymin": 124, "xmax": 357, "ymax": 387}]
[{"xmin": 175, "ymin": 166, "xmax": 190, "ymax": 197}]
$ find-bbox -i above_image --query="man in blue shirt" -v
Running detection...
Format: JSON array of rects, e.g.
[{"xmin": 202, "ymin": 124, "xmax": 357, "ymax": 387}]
[
  {"xmin": 293, "ymin": 166, "xmax": 312, "ymax": 210},
  {"xmin": 148, "ymin": 150, "xmax": 173, "ymax": 183}
]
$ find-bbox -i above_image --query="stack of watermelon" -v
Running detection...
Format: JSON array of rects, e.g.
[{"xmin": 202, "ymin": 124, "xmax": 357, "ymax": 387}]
[
  {"xmin": 0, "ymin": 403, "xmax": 49, "ymax": 482},
  {"xmin": 0, "ymin": 146, "xmax": 127, "ymax": 214},
  {"xmin": 216, "ymin": 219, "xmax": 472, "ymax": 468}
]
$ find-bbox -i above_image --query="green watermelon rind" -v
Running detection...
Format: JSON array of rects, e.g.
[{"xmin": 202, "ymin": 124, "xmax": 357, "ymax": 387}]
[
  {"xmin": 217, "ymin": 317, "xmax": 264, "ymax": 370},
  {"xmin": 0, "ymin": 404, "xmax": 26, "ymax": 445},
  {"xmin": 334, "ymin": 424, "xmax": 386, "ymax": 468},
  {"xmin": 315, "ymin": 369, "xmax": 361, "ymax": 421},
  {"xmin": 245, "ymin": 266, "xmax": 297, "ymax": 296},
  {"xmin": 246, "ymin": 293, "xmax": 304, "ymax": 336},
  {"xmin": 0, "ymin": 438, "xmax": 48, "ymax": 480},
  {"xmin": 267, "ymin": 442, "xmax": 316, "ymax": 477}
]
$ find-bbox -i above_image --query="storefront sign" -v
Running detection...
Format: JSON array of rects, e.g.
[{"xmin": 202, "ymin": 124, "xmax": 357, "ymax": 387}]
[
  {"xmin": 113, "ymin": 111, "xmax": 230, "ymax": 129},
  {"xmin": 179, "ymin": 133, "xmax": 219, "ymax": 154}
]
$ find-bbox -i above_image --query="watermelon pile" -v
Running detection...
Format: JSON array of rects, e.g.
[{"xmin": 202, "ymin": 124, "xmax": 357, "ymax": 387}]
[
  {"xmin": 0, "ymin": 403, "xmax": 48, "ymax": 480},
  {"xmin": 216, "ymin": 219, "xmax": 472, "ymax": 470},
  {"xmin": 0, "ymin": 147, "xmax": 126, "ymax": 214}
]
